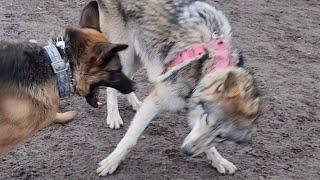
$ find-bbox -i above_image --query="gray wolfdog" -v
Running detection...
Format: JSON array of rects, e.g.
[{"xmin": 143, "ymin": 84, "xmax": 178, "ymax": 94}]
[{"xmin": 89, "ymin": 0, "xmax": 261, "ymax": 175}]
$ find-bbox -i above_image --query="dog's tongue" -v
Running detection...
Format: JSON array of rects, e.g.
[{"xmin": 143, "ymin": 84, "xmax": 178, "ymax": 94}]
[{"xmin": 85, "ymin": 87, "xmax": 99, "ymax": 108}]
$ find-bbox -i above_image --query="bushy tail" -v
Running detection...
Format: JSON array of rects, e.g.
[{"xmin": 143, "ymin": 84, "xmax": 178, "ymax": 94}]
[{"xmin": 188, "ymin": 2, "xmax": 232, "ymax": 39}]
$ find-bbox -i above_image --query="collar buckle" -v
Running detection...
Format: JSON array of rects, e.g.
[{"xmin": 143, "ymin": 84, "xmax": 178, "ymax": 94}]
[
  {"xmin": 44, "ymin": 43, "xmax": 72, "ymax": 99},
  {"xmin": 51, "ymin": 60, "xmax": 68, "ymax": 74}
]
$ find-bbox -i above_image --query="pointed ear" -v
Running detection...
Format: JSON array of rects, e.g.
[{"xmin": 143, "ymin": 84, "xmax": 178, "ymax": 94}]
[
  {"xmin": 109, "ymin": 44, "xmax": 129, "ymax": 53},
  {"xmin": 93, "ymin": 43, "xmax": 128, "ymax": 63},
  {"xmin": 79, "ymin": 1, "xmax": 100, "ymax": 31},
  {"xmin": 224, "ymin": 72, "xmax": 240, "ymax": 98},
  {"xmin": 65, "ymin": 28, "xmax": 86, "ymax": 58},
  {"xmin": 65, "ymin": 28, "xmax": 80, "ymax": 39},
  {"xmin": 65, "ymin": 28, "xmax": 86, "ymax": 45}
]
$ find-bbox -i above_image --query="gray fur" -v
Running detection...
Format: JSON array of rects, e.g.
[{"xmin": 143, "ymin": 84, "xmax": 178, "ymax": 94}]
[
  {"xmin": 97, "ymin": 0, "xmax": 259, "ymax": 176},
  {"xmin": 98, "ymin": 0, "xmax": 232, "ymax": 81}
]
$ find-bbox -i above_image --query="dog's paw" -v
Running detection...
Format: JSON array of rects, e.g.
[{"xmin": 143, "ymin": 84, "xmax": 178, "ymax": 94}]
[
  {"xmin": 206, "ymin": 149, "xmax": 237, "ymax": 174},
  {"xmin": 130, "ymin": 99, "xmax": 142, "ymax": 111},
  {"xmin": 54, "ymin": 111, "xmax": 77, "ymax": 124},
  {"xmin": 106, "ymin": 110, "xmax": 123, "ymax": 129},
  {"xmin": 211, "ymin": 157, "xmax": 237, "ymax": 174},
  {"xmin": 127, "ymin": 93, "xmax": 142, "ymax": 111},
  {"xmin": 97, "ymin": 151, "xmax": 123, "ymax": 176},
  {"xmin": 210, "ymin": 156, "xmax": 237, "ymax": 174}
]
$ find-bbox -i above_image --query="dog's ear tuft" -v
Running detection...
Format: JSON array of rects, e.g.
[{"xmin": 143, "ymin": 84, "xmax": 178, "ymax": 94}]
[
  {"xmin": 79, "ymin": 1, "xmax": 100, "ymax": 31},
  {"xmin": 224, "ymin": 72, "xmax": 240, "ymax": 98}
]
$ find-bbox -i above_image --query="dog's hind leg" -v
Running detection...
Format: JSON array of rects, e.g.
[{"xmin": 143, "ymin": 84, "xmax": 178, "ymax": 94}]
[
  {"xmin": 39, "ymin": 111, "xmax": 76, "ymax": 129},
  {"xmin": 206, "ymin": 146, "xmax": 237, "ymax": 174},
  {"xmin": 97, "ymin": 84, "xmax": 184, "ymax": 176},
  {"xmin": 106, "ymin": 88, "xmax": 123, "ymax": 129},
  {"xmin": 121, "ymin": 47, "xmax": 142, "ymax": 111},
  {"xmin": 106, "ymin": 46, "xmax": 141, "ymax": 128},
  {"xmin": 126, "ymin": 92, "xmax": 142, "ymax": 111},
  {"xmin": 126, "ymin": 54, "xmax": 142, "ymax": 111},
  {"xmin": 0, "ymin": 121, "xmax": 37, "ymax": 156},
  {"xmin": 54, "ymin": 111, "xmax": 77, "ymax": 124}
]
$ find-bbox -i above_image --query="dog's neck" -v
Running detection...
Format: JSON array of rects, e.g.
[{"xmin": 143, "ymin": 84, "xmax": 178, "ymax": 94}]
[{"xmin": 43, "ymin": 42, "xmax": 73, "ymax": 99}]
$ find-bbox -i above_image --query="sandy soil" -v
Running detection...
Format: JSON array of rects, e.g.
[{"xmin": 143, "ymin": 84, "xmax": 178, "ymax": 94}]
[{"xmin": 0, "ymin": 0, "xmax": 319, "ymax": 179}]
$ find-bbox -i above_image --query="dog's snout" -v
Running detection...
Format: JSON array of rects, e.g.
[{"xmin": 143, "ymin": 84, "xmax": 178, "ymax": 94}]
[
  {"xmin": 181, "ymin": 144, "xmax": 194, "ymax": 156},
  {"xmin": 117, "ymin": 81, "xmax": 137, "ymax": 94},
  {"xmin": 221, "ymin": 127, "xmax": 253, "ymax": 144},
  {"xmin": 131, "ymin": 81, "xmax": 137, "ymax": 91}
]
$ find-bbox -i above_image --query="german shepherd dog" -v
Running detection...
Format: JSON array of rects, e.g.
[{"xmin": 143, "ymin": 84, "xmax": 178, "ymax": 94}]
[
  {"xmin": 0, "ymin": 2, "xmax": 135, "ymax": 155},
  {"xmin": 94, "ymin": 0, "xmax": 261, "ymax": 176}
]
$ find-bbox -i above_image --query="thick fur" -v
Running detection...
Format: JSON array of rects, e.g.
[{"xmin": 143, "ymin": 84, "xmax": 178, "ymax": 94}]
[
  {"xmin": 95, "ymin": 0, "xmax": 261, "ymax": 176},
  {"xmin": 0, "ymin": 1, "xmax": 135, "ymax": 155},
  {"xmin": 0, "ymin": 41, "xmax": 76, "ymax": 155},
  {"xmin": 65, "ymin": 1, "xmax": 137, "ymax": 109}
]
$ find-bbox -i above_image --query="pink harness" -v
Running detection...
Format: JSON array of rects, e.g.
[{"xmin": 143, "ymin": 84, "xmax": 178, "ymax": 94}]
[{"xmin": 165, "ymin": 38, "xmax": 235, "ymax": 73}]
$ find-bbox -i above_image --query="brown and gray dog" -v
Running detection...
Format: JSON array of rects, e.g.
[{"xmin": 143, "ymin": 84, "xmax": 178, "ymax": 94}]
[
  {"xmin": 89, "ymin": 0, "xmax": 261, "ymax": 176},
  {"xmin": 0, "ymin": 3, "xmax": 135, "ymax": 155}
]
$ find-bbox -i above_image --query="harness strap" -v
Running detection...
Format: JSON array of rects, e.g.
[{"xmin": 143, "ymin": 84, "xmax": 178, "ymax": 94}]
[{"xmin": 165, "ymin": 38, "xmax": 236, "ymax": 74}]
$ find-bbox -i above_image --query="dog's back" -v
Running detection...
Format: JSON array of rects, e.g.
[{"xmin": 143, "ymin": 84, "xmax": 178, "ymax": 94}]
[
  {"xmin": 99, "ymin": 0, "xmax": 232, "ymax": 80},
  {"xmin": 0, "ymin": 41, "xmax": 59, "ymax": 155},
  {"xmin": 0, "ymin": 41, "xmax": 55, "ymax": 88}
]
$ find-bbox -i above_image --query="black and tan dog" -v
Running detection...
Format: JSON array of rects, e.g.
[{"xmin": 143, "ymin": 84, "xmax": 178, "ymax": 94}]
[{"xmin": 0, "ymin": 2, "xmax": 135, "ymax": 155}]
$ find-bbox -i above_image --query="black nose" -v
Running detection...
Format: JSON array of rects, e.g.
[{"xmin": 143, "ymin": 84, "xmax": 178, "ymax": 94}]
[
  {"xmin": 181, "ymin": 144, "xmax": 194, "ymax": 156},
  {"xmin": 131, "ymin": 81, "xmax": 137, "ymax": 91}
]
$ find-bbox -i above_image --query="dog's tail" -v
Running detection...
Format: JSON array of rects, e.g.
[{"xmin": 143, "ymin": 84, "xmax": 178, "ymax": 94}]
[{"xmin": 188, "ymin": 2, "xmax": 232, "ymax": 39}]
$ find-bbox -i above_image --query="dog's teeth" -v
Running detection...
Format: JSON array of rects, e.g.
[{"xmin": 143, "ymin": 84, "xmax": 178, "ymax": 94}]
[
  {"xmin": 97, "ymin": 102, "xmax": 103, "ymax": 106},
  {"xmin": 29, "ymin": 39, "xmax": 38, "ymax": 44}
]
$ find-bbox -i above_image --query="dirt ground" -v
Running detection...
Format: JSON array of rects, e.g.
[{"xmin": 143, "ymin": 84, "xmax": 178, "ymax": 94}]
[{"xmin": 0, "ymin": 0, "xmax": 319, "ymax": 179}]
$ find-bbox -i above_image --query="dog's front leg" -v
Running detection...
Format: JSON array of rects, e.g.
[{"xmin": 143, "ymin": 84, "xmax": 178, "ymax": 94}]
[
  {"xmin": 106, "ymin": 88, "xmax": 123, "ymax": 129},
  {"xmin": 97, "ymin": 93, "xmax": 160, "ymax": 175},
  {"xmin": 206, "ymin": 146, "xmax": 237, "ymax": 174},
  {"xmin": 97, "ymin": 87, "xmax": 170, "ymax": 176}
]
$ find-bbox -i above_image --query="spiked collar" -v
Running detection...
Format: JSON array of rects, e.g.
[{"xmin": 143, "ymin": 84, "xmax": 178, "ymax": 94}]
[{"xmin": 43, "ymin": 37, "xmax": 75, "ymax": 99}]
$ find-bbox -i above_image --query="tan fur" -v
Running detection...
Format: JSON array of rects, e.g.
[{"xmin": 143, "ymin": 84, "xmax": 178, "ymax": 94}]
[
  {"xmin": 55, "ymin": 111, "xmax": 77, "ymax": 124},
  {"xmin": 66, "ymin": 27, "xmax": 128, "ymax": 97},
  {"xmin": 200, "ymin": 68, "xmax": 260, "ymax": 124},
  {"xmin": 0, "ymin": 80, "xmax": 75, "ymax": 156},
  {"xmin": 0, "ymin": 1, "xmax": 132, "ymax": 156}
]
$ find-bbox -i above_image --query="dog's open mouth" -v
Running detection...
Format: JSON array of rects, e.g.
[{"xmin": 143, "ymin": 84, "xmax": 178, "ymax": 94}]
[{"xmin": 85, "ymin": 86, "xmax": 100, "ymax": 108}]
